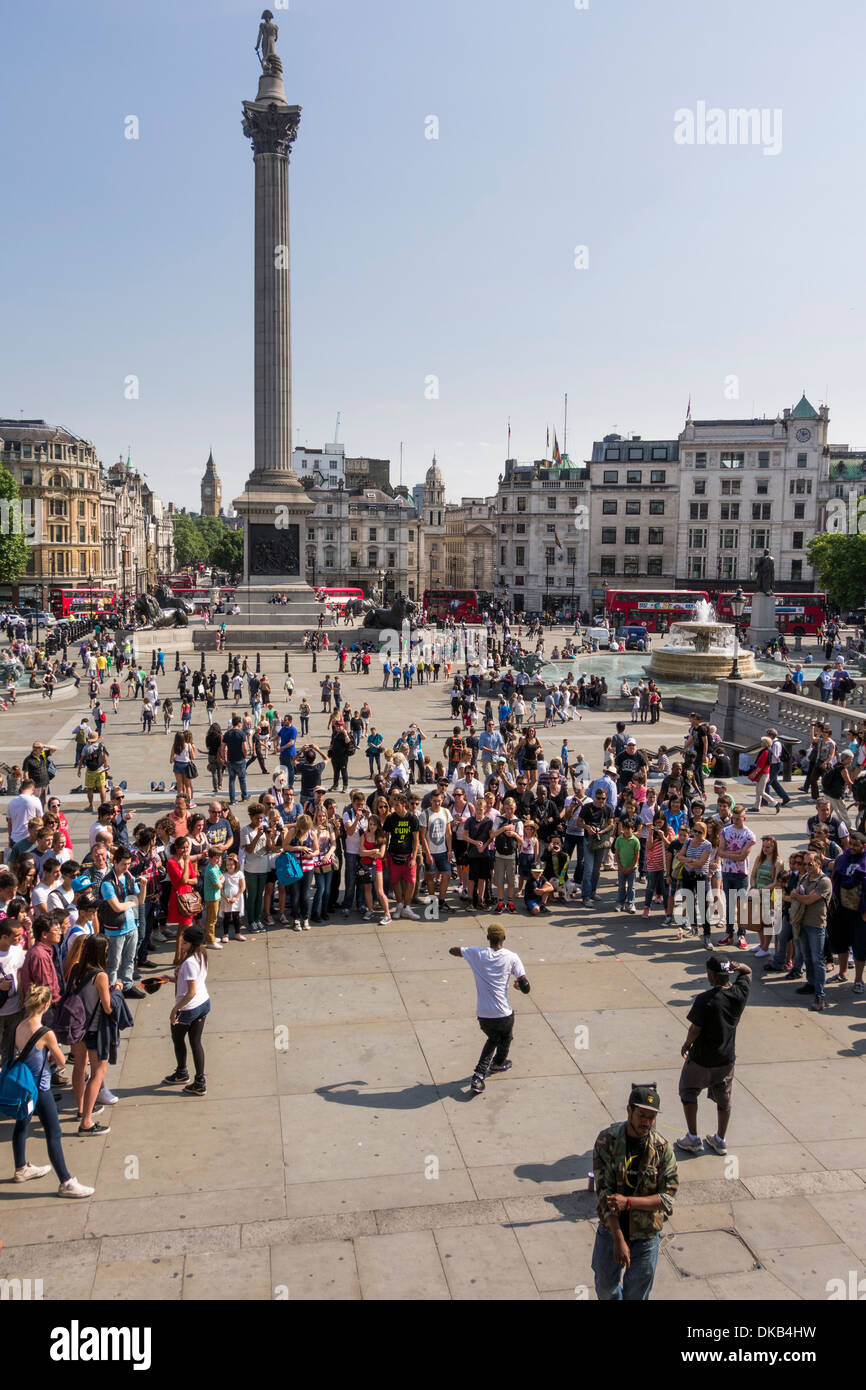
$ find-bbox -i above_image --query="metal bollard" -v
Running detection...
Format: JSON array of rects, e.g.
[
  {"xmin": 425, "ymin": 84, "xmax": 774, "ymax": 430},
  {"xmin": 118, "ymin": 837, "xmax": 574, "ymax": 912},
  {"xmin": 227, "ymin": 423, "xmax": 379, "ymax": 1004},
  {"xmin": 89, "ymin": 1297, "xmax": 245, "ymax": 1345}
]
[
  {"xmin": 200, "ymin": 651, "xmax": 206, "ymax": 671},
  {"xmin": 151, "ymin": 649, "xmax": 157, "ymax": 672},
  {"xmin": 175, "ymin": 651, "xmax": 180, "ymax": 671},
  {"xmin": 256, "ymin": 652, "xmax": 261, "ymax": 672},
  {"xmin": 284, "ymin": 652, "xmax": 288, "ymax": 672}
]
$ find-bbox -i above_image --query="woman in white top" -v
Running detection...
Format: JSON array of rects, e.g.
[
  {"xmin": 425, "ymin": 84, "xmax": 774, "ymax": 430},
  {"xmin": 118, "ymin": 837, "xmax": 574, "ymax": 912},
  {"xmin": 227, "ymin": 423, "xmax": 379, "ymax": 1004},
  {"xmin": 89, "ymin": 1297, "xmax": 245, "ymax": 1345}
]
[
  {"xmin": 162, "ymin": 926, "xmax": 210, "ymax": 1095},
  {"xmin": 170, "ymin": 731, "xmax": 195, "ymax": 806}
]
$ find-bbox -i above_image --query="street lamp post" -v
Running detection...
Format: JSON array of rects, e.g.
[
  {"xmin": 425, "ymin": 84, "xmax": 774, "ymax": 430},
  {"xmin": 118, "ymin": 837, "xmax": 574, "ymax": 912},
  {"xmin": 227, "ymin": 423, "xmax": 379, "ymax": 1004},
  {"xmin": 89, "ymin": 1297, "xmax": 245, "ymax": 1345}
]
[{"xmin": 729, "ymin": 586, "xmax": 746, "ymax": 680}]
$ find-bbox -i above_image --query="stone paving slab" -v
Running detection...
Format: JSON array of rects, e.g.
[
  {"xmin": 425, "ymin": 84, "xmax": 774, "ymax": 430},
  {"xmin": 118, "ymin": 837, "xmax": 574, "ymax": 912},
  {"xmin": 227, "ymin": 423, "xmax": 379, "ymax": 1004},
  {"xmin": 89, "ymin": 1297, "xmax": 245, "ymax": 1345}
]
[
  {"xmin": 90, "ymin": 1256, "xmax": 185, "ymax": 1300},
  {"xmin": 546, "ymin": 1005, "xmax": 686, "ymax": 1074},
  {"xmin": 276, "ymin": 1019, "xmax": 432, "ymax": 1094},
  {"xmin": 269, "ymin": 1239, "xmax": 361, "ymax": 1300},
  {"xmin": 413, "ymin": 1011, "xmax": 578, "ymax": 1084},
  {"xmin": 433, "ymin": 1223, "xmax": 540, "ymax": 1300},
  {"xmin": 281, "ymin": 1168, "xmax": 477, "ymax": 1218},
  {"xmin": 183, "ymin": 1246, "xmax": 273, "ymax": 1300},
  {"xmin": 279, "ymin": 1089, "xmax": 465, "ymax": 1183}
]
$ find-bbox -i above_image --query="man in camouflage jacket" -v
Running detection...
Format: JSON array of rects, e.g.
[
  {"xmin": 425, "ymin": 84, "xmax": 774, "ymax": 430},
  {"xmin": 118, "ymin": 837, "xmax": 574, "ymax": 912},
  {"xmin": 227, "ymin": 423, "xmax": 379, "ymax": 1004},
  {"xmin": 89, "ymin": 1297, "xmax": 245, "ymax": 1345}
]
[{"xmin": 591, "ymin": 1082, "xmax": 678, "ymax": 1300}]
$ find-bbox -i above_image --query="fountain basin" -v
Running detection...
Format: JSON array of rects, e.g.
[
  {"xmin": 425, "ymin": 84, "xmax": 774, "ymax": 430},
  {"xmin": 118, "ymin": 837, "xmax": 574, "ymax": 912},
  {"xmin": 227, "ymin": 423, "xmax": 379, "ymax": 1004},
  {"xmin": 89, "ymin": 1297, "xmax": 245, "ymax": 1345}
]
[{"xmin": 648, "ymin": 648, "xmax": 761, "ymax": 681}]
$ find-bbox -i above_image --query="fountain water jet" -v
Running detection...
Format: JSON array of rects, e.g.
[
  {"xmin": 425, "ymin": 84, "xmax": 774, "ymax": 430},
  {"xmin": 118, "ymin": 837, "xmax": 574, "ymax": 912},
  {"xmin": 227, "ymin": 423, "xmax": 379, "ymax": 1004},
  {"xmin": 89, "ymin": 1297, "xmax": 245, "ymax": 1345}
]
[{"xmin": 648, "ymin": 598, "xmax": 761, "ymax": 682}]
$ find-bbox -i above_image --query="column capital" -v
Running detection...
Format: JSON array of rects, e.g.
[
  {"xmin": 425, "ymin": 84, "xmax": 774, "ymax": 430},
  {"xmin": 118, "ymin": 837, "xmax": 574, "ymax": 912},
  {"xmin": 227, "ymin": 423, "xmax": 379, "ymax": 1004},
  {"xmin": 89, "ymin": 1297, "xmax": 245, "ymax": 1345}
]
[{"xmin": 242, "ymin": 101, "xmax": 301, "ymax": 159}]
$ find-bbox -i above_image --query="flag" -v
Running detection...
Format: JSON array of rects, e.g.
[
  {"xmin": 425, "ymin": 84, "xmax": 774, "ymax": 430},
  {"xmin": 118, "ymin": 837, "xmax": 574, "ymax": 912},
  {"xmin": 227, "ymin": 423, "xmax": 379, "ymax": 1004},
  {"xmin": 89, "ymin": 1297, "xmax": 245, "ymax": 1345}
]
[
  {"xmin": 552, "ymin": 432, "xmax": 562, "ymax": 466},
  {"xmin": 686, "ymin": 396, "xmax": 692, "ymax": 421},
  {"xmin": 554, "ymin": 529, "xmax": 564, "ymax": 562},
  {"xmin": 507, "ymin": 418, "xmax": 511, "ymax": 456},
  {"xmin": 545, "ymin": 426, "xmax": 550, "ymax": 456}
]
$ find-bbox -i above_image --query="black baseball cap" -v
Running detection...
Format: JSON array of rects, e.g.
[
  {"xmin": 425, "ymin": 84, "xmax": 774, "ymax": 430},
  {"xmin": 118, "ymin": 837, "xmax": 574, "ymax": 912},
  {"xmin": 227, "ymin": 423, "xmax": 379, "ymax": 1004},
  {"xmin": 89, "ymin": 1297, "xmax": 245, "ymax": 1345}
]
[{"xmin": 628, "ymin": 1082, "xmax": 660, "ymax": 1113}]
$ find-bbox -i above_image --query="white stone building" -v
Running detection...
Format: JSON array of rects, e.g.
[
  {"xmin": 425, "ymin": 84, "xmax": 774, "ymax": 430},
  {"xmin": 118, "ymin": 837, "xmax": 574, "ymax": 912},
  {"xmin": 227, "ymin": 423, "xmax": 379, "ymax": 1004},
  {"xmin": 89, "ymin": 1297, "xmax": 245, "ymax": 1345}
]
[
  {"xmin": 585, "ymin": 434, "xmax": 681, "ymax": 606},
  {"xmin": 676, "ymin": 394, "xmax": 827, "ymax": 592},
  {"xmin": 494, "ymin": 458, "xmax": 590, "ymax": 614},
  {"xmin": 303, "ymin": 485, "xmax": 421, "ymax": 601}
]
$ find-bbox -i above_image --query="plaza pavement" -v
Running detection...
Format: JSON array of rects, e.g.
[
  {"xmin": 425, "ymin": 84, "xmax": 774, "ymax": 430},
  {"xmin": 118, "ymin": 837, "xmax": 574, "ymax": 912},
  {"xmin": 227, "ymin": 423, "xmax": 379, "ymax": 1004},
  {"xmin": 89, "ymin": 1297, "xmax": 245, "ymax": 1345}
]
[{"xmin": 1, "ymin": 633, "xmax": 865, "ymax": 1301}]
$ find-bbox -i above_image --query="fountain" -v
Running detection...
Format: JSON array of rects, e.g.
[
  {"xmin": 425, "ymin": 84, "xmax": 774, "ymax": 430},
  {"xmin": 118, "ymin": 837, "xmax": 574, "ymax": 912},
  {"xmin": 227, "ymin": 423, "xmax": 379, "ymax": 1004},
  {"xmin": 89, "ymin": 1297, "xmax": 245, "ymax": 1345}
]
[{"xmin": 648, "ymin": 598, "xmax": 761, "ymax": 682}]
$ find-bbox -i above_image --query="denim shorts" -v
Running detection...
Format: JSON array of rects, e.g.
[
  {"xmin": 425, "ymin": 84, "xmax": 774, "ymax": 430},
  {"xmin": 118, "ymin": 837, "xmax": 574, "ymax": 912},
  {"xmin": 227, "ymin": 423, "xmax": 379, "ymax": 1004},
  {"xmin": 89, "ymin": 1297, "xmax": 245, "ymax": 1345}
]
[
  {"xmin": 430, "ymin": 851, "xmax": 450, "ymax": 874},
  {"xmin": 175, "ymin": 998, "xmax": 211, "ymax": 1026}
]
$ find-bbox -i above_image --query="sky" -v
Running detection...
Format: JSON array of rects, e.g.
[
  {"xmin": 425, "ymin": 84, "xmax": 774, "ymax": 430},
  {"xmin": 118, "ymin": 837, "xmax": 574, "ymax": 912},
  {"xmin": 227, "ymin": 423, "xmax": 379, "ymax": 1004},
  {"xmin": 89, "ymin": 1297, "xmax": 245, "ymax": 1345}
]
[{"xmin": 3, "ymin": 0, "xmax": 866, "ymax": 511}]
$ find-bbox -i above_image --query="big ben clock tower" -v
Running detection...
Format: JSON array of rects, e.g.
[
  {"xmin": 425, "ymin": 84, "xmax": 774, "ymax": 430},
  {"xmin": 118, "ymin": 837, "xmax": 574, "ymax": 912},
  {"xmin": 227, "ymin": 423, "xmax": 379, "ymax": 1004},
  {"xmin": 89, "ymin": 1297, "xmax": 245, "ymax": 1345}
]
[{"xmin": 201, "ymin": 449, "xmax": 222, "ymax": 517}]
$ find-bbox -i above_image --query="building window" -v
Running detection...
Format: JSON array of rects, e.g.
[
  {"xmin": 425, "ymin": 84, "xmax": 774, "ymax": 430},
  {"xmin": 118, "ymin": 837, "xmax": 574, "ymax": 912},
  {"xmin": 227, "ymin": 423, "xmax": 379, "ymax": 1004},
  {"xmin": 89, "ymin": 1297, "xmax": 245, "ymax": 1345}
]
[
  {"xmin": 628, "ymin": 447, "xmax": 643, "ymax": 461},
  {"xmin": 367, "ymin": 550, "xmax": 377, "ymax": 568},
  {"xmin": 623, "ymin": 556, "xmax": 640, "ymax": 575},
  {"xmin": 500, "ymin": 498, "xmax": 508, "ymax": 511},
  {"xmin": 307, "ymin": 528, "xmax": 315, "ymax": 541},
  {"xmin": 695, "ymin": 452, "xmax": 707, "ymax": 468},
  {"xmin": 603, "ymin": 470, "xmax": 618, "ymax": 484},
  {"xmin": 688, "ymin": 555, "xmax": 706, "ymax": 579},
  {"xmin": 721, "ymin": 479, "xmax": 741, "ymax": 496},
  {"xmin": 604, "ymin": 447, "xmax": 621, "ymax": 461},
  {"xmin": 625, "ymin": 500, "xmax": 640, "ymax": 515},
  {"xmin": 387, "ymin": 528, "xmax": 396, "ymax": 541},
  {"xmin": 368, "ymin": 527, "xmax": 377, "ymax": 541},
  {"xmin": 408, "ymin": 529, "xmax": 414, "ymax": 541},
  {"xmin": 624, "ymin": 527, "xmax": 640, "ymax": 545},
  {"xmin": 751, "ymin": 503, "xmax": 771, "ymax": 520},
  {"xmin": 388, "ymin": 551, "xmax": 396, "ymax": 567},
  {"xmin": 721, "ymin": 452, "xmax": 744, "ymax": 469},
  {"xmin": 515, "ymin": 546, "xmax": 525, "ymax": 566},
  {"xmin": 756, "ymin": 480, "xmax": 769, "ymax": 495},
  {"xmin": 694, "ymin": 479, "xmax": 706, "ymax": 495},
  {"xmin": 517, "ymin": 496, "xmax": 527, "ymax": 511},
  {"xmin": 790, "ymin": 478, "xmax": 812, "ymax": 495},
  {"xmin": 719, "ymin": 557, "xmax": 737, "ymax": 579},
  {"xmin": 324, "ymin": 550, "xmax": 335, "ymax": 569},
  {"xmin": 566, "ymin": 547, "xmax": 576, "ymax": 564},
  {"xmin": 650, "ymin": 469, "xmax": 666, "ymax": 484},
  {"xmin": 349, "ymin": 552, "xmax": 358, "ymax": 568},
  {"xmin": 720, "ymin": 529, "xmax": 737, "ymax": 549},
  {"xmin": 793, "ymin": 503, "xmax": 805, "ymax": 519},
  {"xmin": 77, "ymin": 472, "xmax": 85, "ymax": 488},
  {"xmin": 626, "ymin": 470, "xmax": 642, "ymax": 484},
  {"xmin": 689, "ymin": 503, "xmax": 709, "ymax": 520},
  {"xmin": 22, "ymin": 446, "xmax": 31, "ymax": 460},
  {"xmin": 751, "ymin": 529, "xmax": 768, "ymax": 550},
  {"xmin": 500, "ymin": 523, "xmax": 508, "ymax": 535},
  {"xmin": 500, "ymin": 546, "xmax": 506, "ymax": 565},
  {"xmin": 720, "ymin": 503, "xmax": 740, "ymax": 520},
  {"xmin": 350, "ymin": 527, "xmax": 358, "ymax": 541},
  {"xmin": 647, "ymin": 528, "xmax": 664, "ymax": 545},
  {"xmin": 647, "ymin": 557, "xmax": 663, "ymax": 575},
  {"xmin": 651, "ymin": 447, "xmax": 668, "ymax": 461},
  {"xmin": 757, "ymin": 451, "xmax": 770, "ymax": 468},
  {"xmin": 516, "ymin": 522, "xmax": 526, "ymax": 533},
  {"xmin": 600, "ymin": 556, "xmax": 616, "ymax": 576},
  {"xmin": 547, "ymin": 497, "xmax": 557, "ymax": 510},
  {"xmin": 546, "ymin": 524, "xmax": 555, "ymax": 534},
  {"xmin": 78, "ymin": 525, "xmax": 86, "ymax": 542},
  {"xmin": 688, "ymin": 528, "xmax": 707, "ymax": 549},
  {"xmin": 324, "ymin": 527, "xmax": 335, "ymax": 541},
  {"xmin": 78, "ymin": 500, "xmax": 85, "ymax": 517},
  {"xmin": 515, "ymin": 575, "xmax": 525, "ymax": 586},
  {"xmin": 544, "ymin": 547, "xmax": 555, "ymax": 564},
  {"xmin": 791, "ymin": 559, "xmax": 803, "ymax": 580},
  {"xmin": 792, "ymin": 531, "xmax": 803, "ymax": 550},
  {"xmin": 649, "ymin": 500, "xmax": 664, "ymax": 515},
  {"xmin": 601, "ymin": 528, "xmax": 617, "ymax": 545},
  {"xmin": 797, "ymin": 452, "xmax": 808, "ymax": 467},
  {"xmin": 326, "ymin": 504, "xmax": 333, "ymax": 515},
  {"xmin": 602, "ymin": 500, "xmax": 617, "ymax": 514},
  {"xmin": 22, "ymin": 469, "xmax": 33, "ymax": 485}
]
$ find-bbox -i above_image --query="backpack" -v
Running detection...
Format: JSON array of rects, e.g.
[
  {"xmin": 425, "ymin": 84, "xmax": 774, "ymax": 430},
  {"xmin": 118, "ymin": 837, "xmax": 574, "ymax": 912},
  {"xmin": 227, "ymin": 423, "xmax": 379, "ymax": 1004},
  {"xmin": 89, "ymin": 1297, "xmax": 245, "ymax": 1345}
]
[
  {"xmin": 821, "ymin": 765, "xmax": 846, "ymax": 798},
  {"xmin": 0, "ymin": 1026, "xmax": 49, "ymax": 1119},
  {"xmin": 83, "ymin": 743, "xmax": 103, "ymax": 771},
  {"xmin": 852, "ymin": 773, "xmax": 866, "ymax": 807},
  {"xmin": 275, "ymin": 850, "xmax": 302, "ymax": 885},
  {"xmin": 53, "ymin": 977, "xmax": 101, "ymax": 1047}
]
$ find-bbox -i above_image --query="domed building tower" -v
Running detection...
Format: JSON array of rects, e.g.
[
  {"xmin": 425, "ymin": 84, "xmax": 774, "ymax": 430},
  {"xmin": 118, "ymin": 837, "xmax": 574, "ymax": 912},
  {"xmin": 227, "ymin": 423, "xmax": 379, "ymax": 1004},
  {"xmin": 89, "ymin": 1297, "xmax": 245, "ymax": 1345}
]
[
  {"xmin": 201, "ymin": 450, "xmax": 222, "ymax": 516},
  {"xmin": 425, "ymin": 454, "xmax": 444, "ymax": 527}
]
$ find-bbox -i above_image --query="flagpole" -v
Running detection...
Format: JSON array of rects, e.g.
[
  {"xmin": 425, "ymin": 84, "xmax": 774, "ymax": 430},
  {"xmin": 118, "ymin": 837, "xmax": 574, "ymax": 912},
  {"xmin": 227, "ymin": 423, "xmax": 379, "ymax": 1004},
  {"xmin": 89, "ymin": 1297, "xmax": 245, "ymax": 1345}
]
[{"xmin": 564, "ymin": 393, "xmax": 568, "ymax": 454}]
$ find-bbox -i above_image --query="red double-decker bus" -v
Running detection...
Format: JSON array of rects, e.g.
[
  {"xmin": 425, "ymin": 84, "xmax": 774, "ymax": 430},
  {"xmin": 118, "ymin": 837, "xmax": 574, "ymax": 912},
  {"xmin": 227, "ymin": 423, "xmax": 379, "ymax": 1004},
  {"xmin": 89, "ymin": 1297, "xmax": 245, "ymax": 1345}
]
[
  {"xmin": 717, "ymin": 591, "xmax": 827, "ymax": 637},
  {"xmin": 49, "ymin": 586, "xmax": 119, "ymax": 619},
  {"xmin": 605, "ymin": 588, "xmax": 710, "ymax": 632},
  {"xmin": 422, "ymin": 589, "xmax": 491, "ymax": 623}
]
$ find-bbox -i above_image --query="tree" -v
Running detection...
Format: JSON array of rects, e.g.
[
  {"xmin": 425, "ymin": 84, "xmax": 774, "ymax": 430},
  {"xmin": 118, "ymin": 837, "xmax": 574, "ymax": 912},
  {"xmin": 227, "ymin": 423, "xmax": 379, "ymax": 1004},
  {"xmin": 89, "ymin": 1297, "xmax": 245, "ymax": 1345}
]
[
  {"xmin": 0, "ymin": 465, "xmax": 31, "ymax": 585},
  {"xmin": 806, "ymin": 532, "xmax": 866, "ymax": 611},
  {"xmin": 211, "ymin": 527, "xmax": 243, "ymax": 577},
  {"xmin": 171, "ymin": 514, "xmax": 242, "ymax": 577}
]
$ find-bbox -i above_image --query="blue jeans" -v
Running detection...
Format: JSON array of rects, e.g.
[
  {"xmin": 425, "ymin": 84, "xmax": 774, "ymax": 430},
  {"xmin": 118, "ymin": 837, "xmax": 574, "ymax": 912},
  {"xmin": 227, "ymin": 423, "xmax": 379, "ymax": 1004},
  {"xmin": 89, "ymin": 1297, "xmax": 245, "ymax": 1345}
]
[
  {"xmin": 367, "ymin": 750, "xmax": 382, "ymax": 775},
  {"xmin": 563, "ymin": 833, "xmax": 583, "ymax": 883},
  {"xmin": 770, "ymin": 913, "xmax": 804, "ymax": 972},
  {"xmin": 228, "ymin": 760, "xmax": 248, "ymax": 804},
  {"xmin": 582, "ymin": 847, "xmax": 604, "ymax": 902},
  {"xmin": 800, "ymin": 922, "xmax": 827, "ymax": 998},
  {"xmin": 106, "ymin": 929, "xmax": 138, "ymax": 989},
  {"xmin": 289, "ymin": 871, "xmax": 315, "ymax": 921},
  {"xmin": 592, "ymin": 1225, "xmax": 661, "ymax": 1301},
  {"xmin": 312, "ymin": 868, "xmax": 331, "ymax": 917},
  {"xmin": 617, "ymin": 870, "xmax": 636, "ymax": 908},
  {"xmin": 722, "ymin": 872, "xmax": 748, "ymax": 932},
  {"xmin": 768, "ymin": 766, "xmax": 790, "ymax": 804}
]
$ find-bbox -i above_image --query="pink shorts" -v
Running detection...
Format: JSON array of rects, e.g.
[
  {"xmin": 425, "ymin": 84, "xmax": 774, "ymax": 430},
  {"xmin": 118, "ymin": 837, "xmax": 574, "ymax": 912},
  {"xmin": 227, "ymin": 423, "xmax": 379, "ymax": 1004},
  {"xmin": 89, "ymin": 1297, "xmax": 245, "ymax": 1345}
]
[{"xmin": 388, "ymin": 856, "xmax": 417, "ymax": 885}]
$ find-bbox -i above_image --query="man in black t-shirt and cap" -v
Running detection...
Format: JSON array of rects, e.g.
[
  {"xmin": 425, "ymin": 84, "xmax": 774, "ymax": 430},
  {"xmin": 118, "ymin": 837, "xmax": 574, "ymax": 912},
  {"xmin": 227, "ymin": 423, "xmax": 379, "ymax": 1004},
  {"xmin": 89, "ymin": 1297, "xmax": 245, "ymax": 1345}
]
[
  {"xmin": 614, "ymin": 738, "xmax": 646, "ymax": 793},
  {"xmin": 676, "ymin": 955, "xmax": 751, "ymax": 1157}
]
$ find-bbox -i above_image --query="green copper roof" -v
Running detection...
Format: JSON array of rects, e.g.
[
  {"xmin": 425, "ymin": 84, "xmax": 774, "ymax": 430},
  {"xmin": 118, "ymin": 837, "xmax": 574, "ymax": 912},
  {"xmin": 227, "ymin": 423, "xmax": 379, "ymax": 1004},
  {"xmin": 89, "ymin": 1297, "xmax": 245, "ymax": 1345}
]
[{"xmin": 791, "ymin": 393, "xmax": 819, "ymax": 419}]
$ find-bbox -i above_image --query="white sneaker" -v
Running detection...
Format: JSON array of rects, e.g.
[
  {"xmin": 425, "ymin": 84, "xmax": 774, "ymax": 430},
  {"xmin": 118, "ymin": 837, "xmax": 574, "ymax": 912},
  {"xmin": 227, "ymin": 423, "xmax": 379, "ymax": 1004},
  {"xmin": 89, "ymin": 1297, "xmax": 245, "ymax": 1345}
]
[
  {"xmin": 379, "ymin": 915, "xmax": 393, "ymax": 924},
  {"xmin": 58, "ymin": 1177, "xmax": 94, "ymax": 1198},
  {"xmin": 208, "ymin": 941, "xmax": 224, "ymax": 949},
  {"xmin": 674, "ymin": 1134, "xmax": 703, "ymax": 1154},
  {"xmin": 754, "ymin": 948, "xmax": 769, "ymax": 958},
  {"xmin": 392, "ymin": 904, "xmax": 403, "ymax": 919},
  {"xmin": 402, "ymin": 907, "xmax": 420, "ymax": 921},
  {"xmin": 97, "ymin": 1086, "xmax": 118, "ymax": 1105},
  {"xmin": 302, "ymin": 919, "xmax": 311, "ymax": 931},
  {"xmin": 150, "ymin": 931, "xmax": 166, "ymax": 944},
  {"xmin": 292, "ymin": 920, "xmax": 302, "ymax": 931},
  {"xmin": 14, "ymin": 1163, "xmax": 51, "ymax": 1182}
]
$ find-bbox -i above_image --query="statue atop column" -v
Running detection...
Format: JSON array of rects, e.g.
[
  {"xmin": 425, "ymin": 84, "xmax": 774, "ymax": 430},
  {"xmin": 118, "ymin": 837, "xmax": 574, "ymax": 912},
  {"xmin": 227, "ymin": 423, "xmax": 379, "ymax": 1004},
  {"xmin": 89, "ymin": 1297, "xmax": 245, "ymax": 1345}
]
[
  {"xmin": 754, "ymin": 548, "xmax": 775, "ymax": 595},
  {"xmin": 256, "ymin": 9, "xmax": 283, "ymax": 75}
]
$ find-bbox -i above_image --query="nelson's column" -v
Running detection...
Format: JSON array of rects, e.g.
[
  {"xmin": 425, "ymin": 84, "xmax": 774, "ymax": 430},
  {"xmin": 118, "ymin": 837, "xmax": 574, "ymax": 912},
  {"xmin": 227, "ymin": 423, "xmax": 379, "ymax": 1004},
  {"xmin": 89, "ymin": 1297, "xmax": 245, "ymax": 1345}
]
[{"xmin": 227, "ymin": 10, "xmax": 317, "ymax": 641}]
